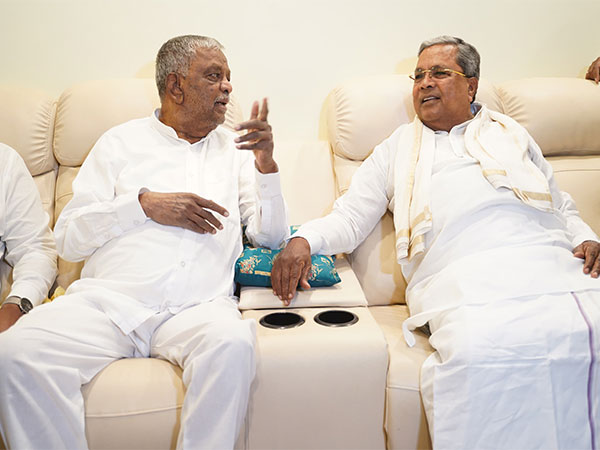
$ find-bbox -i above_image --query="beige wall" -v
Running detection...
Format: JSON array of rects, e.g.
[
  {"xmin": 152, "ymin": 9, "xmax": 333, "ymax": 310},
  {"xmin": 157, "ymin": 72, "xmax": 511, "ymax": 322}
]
[{"xmin": 1, "ymin": 0, "xmax": 598, "ymax": 142}]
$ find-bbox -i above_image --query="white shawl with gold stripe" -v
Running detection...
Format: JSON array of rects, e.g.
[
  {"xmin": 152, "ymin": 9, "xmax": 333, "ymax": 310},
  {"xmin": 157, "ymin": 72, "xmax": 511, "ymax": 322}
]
[{"xmin": 393, "ymin": 105, "xmax": 554, "ymax": 264}]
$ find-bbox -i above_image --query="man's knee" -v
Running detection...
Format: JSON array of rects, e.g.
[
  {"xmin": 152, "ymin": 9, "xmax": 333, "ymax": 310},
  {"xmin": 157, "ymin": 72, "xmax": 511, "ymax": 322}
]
[
  {"xmin": 192, "ymin": 319, "xmax": 256, "ymax": 366},
  {"xmin": 212, "ymin": 320, "xmax": 255, "ymax": 356}
]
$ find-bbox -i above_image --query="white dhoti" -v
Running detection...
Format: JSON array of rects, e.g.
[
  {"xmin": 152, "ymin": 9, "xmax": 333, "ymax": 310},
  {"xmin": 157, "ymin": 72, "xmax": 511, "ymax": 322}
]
[
  {"xmin": 420, "ymin": 290, "xmax": 599, "ymax": 449},
  {"xmin": 394, "ymin": 109, "xmax": 600, "ymax": 449},
  {"xmin": 0, "ymin": 292, "xmax": 257, "ymax": 450}
]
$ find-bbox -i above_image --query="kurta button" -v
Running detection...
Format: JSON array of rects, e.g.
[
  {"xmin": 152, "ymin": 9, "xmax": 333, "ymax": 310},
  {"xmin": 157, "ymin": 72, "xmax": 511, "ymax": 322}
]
[{"xmin": 180, "ymin": 261, "xmax": 186, "ymax": 267}]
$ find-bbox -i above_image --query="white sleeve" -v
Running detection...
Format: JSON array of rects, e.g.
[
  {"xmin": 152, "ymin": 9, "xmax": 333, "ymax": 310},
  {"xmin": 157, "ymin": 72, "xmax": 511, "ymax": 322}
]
[
  {"xmin": 238, "ymin": 154, "xmax": 289, "ymax": 249},
  {"xmin": 2, "ymin": 149, "xmax": 57, "ymax": 306},
  {"xmin": 292, "ymin": 140, "xmax": 392, "ymax": 255},
  {"xmin": 527, "ymin": 137, "xmax": 599, "ymax": 246},
  {"xmin": 53, "ymin": 133, "xmax": 148, "ymax": 262}
]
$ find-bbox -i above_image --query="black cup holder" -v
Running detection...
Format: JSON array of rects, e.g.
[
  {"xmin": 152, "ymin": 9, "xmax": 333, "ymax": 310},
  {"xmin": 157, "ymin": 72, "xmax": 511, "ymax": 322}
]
[
  {"xmin": 259, "ymin": 312, "xmax": 305, "ymax": 329},
  {"xmin": 314, "ymin": 310, "xmax": 359, "ymax": 327}
]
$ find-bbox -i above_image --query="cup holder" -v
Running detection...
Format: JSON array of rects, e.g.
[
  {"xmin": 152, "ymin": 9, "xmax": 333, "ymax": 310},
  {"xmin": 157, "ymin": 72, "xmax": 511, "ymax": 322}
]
[
  {"xmin": 314, "ymin": 310, "xmax": 359, "ymax": 327},
  {"xmin": 259, "ymin": 312, "xmax": 305, "ymax": 329}
]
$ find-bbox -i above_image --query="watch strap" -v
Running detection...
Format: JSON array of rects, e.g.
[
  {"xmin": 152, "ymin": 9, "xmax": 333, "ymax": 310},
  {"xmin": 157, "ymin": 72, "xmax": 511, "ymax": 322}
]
[{"xmin": 3, "ymin": 296, "xmax": 33, "ymax": 314}]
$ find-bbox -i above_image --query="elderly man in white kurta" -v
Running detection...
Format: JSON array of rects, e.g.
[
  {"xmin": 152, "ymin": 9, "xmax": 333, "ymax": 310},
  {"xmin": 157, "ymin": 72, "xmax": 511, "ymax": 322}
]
[
  {"xmin": 273, "ymin": 36, "xmax": 600, "ymax": 449},
  {"xmin": 0, "ymin": 35, "xmax": 288, "ymax": 450}
]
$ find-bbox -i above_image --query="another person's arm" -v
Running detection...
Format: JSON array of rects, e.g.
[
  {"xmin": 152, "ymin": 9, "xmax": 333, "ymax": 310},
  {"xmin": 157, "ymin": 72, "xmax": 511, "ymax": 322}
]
[
  {"xmin": 272, "ymin": 137, "xmax": 395, "ymax": 303},
  {"xmin": 0, "ymin": 146, "xmax": 57, "ymax": 331}
]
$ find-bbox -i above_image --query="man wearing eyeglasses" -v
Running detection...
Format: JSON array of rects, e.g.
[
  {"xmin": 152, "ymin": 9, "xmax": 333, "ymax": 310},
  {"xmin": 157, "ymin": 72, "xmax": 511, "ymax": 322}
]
[{"xmin": 273, "ymin": 35, "xmax": 600, "ymax": 449}]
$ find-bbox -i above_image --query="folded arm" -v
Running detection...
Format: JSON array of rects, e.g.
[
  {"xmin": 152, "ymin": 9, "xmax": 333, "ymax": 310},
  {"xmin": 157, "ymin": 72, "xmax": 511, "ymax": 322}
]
[{"xmin": 53, "ymin": 135, "xmax": 147, "ymax": 262}]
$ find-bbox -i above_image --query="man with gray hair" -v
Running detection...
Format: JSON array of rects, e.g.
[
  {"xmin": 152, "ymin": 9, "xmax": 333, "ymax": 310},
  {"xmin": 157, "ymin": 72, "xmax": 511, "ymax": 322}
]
[
  {"xmin": 273, "ymin": 35, "xmax": 600, "ymax": 448},
  {"xmin": 0, "ymin": 35, "xmax": 288, "ymax": 449}
]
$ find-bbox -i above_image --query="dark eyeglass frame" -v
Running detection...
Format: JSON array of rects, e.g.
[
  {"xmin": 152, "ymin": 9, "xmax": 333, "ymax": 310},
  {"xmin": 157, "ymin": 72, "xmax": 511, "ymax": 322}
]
[{"xmin": 409, "ymin": 66, "xmax": 469, "ymax": 82}]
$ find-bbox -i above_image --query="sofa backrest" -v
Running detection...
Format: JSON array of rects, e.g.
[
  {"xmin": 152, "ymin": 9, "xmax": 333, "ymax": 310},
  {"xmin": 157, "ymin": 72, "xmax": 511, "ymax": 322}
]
[
  {"xmin": 0, "ymin": 85, "xmax": 57, "ymax": 221},
  {"xmin": 498, "ymin": 78, "xmax": 600, "ymax": 234},
  {"xmin": 52, "ymin": 78, "xmax": 244, "ymax": 289},
  {"xmin": 324, "ymin": 76, "xmax": 600, "ymax": 306}
]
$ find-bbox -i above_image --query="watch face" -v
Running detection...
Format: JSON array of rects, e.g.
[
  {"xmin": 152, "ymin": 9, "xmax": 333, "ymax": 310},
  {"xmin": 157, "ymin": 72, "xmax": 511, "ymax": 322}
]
[{"xmin": 20, "ymin": 298, "xmax": 33, "ymax": 314}]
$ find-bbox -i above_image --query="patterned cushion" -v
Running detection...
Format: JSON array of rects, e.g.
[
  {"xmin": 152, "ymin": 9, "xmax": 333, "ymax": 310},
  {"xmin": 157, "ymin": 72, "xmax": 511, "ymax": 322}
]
[{"xmin": 235, "ymin": 226, "xmax": 341, "ymax": 288}]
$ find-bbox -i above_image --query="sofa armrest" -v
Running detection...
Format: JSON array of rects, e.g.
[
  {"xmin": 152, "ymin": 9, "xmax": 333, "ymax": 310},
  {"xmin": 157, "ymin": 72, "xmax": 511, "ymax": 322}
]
[{"xmin": 238, "ymin": 255, "xmax": 367, "ymax": 310}]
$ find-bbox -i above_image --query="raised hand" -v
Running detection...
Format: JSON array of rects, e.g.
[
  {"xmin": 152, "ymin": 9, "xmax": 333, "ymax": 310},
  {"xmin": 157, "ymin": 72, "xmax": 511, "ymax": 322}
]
[{"xmin": 234, "ymin": 98, "xmax": 278, "ymax": 174}]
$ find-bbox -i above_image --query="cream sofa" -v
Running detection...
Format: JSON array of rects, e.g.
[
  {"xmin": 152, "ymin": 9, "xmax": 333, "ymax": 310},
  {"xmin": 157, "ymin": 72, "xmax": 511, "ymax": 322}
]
[{"xmin": 0, "ymin": 75, "xmax": 599, "ymax": 450}]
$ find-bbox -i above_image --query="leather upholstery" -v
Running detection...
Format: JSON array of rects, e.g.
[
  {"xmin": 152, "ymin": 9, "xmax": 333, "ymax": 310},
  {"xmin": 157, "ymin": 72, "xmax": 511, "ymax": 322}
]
[{"xmin": 0, "ymin": 85, "xmax": 57, "ymax": 222}]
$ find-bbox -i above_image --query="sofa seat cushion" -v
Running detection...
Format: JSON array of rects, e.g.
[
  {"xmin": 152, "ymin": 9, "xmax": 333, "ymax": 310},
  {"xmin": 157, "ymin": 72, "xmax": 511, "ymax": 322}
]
[
  {"xmin": 370, "ymin": 305, "xmax": 434, "ymax": 450},
  {"xmin": 82, "ymin": 358, "xmax": 184, "ymax": 449}
]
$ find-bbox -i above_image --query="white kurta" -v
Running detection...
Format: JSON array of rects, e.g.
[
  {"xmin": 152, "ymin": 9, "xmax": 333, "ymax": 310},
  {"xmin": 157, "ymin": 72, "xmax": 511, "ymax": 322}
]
[
  {"xmin": 0, "ymin": 143, "xmax": 57, "ymax": 305},
  {"xmin": 54, "ymin": 111, "xmax": 288, "ymax": 335},
  {"xmin": 295, "ymin": 106, "xmax": 600, "ymax": 449},
  {"xmin": 0, "ymin": 112, "xmax": 289, "ymax": 450}
]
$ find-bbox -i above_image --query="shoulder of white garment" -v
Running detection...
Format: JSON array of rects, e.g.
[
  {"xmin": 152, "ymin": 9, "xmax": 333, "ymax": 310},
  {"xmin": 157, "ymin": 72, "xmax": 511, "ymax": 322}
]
[
  {"xmin": 367, "ymin": 123, "xmax": 409, "ymax": 164},
  {"xmin": 0, "ymin": 144, "xmax": 35, "ymax": 196},
  {"xmin": 0, "ymin": 143, "xmax": 23, "ymax": 173},
  {"xmin": 365, "ymin": 124, "xmax": 408, "ymax": 178}
]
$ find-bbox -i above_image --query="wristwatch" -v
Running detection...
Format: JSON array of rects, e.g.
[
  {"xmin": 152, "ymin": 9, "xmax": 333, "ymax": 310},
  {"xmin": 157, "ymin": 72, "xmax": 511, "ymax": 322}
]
[{"xmin": 2, "ymin": 296, "xmax": 33, "ymax": 314}]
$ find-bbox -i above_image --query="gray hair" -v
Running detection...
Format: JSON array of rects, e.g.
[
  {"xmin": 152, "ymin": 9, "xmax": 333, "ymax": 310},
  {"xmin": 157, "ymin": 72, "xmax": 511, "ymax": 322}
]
[
  {"xmin": 155, "ymin": 35, "xmax": 224, "ymax": 99},
  {"xmin": 418, "ymin": 36, "xmax": 480, "ymax": 79}
]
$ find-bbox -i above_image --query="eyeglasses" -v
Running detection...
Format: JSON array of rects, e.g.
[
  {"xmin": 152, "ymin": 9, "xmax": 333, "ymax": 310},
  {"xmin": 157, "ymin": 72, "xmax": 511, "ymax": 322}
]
[{"xmin": 409, "ymin": 66, "xmax": 468, "ymax": 82}]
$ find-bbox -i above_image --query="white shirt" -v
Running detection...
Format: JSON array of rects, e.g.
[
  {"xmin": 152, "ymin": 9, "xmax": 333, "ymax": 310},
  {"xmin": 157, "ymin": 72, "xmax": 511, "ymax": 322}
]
[
  {"xmin": 0, "ymin": 143, "xmax": 57, "ymax": 306},
  {"xmin": 54, "ymin": 112, "xmax": 288, "ymax": 334},
  {"xmin": 295, "ymin": 106, "xmax": 599, "ymax": 318}
]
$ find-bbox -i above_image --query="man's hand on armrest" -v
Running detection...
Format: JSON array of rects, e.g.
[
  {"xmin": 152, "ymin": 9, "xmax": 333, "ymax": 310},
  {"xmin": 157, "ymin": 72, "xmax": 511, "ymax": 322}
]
[
  {"xmin": 272, "ymin": 237, "xmax": 312, "ymax": 306},
  {"xmin": 573, "ymin": 240, "xmax": 600, "ymax": 278},
  {"xmin": 139, "ymin": 191, "xmax": 229, "ymax": 235}
]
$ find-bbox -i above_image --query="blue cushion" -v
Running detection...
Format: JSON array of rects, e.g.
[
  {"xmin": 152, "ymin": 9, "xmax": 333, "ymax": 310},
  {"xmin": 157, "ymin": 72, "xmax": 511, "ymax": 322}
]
[{"xmin": 235, "ymin": 226, "xmax": 340, "ymax": 288}]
